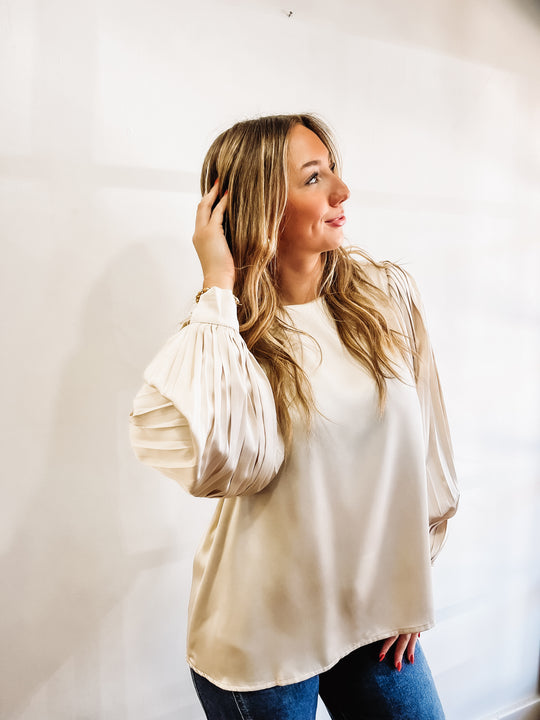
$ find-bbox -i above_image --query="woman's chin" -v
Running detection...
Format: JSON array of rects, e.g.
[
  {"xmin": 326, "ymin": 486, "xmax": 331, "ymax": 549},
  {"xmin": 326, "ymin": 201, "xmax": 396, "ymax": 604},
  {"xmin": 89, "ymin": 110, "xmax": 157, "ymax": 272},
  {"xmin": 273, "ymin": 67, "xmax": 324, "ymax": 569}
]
[{"xmin": 324, "ymin": 234, "xmax": 345, "ymax": 252}]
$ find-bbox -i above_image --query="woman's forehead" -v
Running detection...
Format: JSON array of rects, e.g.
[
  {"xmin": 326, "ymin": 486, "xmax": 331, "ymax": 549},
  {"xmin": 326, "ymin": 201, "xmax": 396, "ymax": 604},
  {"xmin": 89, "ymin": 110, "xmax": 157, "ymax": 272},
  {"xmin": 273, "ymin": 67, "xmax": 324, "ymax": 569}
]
[{"xmin": 287, "ymin": 125, "xmax": 331, "ymax": 171}]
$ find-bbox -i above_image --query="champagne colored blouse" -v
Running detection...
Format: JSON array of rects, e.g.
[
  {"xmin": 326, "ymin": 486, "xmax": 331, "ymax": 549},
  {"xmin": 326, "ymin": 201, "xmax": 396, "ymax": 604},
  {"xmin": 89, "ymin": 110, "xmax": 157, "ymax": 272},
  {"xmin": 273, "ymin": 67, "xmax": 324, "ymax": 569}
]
[{"xmin": 129, "ymin": 261, "xmax": 459, "ymax": 691}]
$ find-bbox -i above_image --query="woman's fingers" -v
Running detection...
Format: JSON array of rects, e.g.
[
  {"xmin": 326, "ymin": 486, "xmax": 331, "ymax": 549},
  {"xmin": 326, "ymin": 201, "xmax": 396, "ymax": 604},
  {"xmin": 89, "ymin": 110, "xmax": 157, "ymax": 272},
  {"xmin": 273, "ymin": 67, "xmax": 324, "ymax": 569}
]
[
  {"xmin": 406, "ymin": 633, "xmax": 418, "ymax": 665},
  {"xmin": 195, "ymin": 182, "xmax": 220, "ymax": 226},
  {"xmin": 392, "ymin": 634, "xmax": 411, "ymax": 671},
  {"xmin": 210, "ymin": 189, "xmax": 229, "ymax": 226},
  {"xmin": 379, "ymin": 633, "xmax": 419, "ymax": 671},
  {"xmin": 195, "ymin": 184, "xmax": 228, "ymax": 234},
  {"xmin": 379, "ymin": 634, "xmax": 399, "ymax": 660}
]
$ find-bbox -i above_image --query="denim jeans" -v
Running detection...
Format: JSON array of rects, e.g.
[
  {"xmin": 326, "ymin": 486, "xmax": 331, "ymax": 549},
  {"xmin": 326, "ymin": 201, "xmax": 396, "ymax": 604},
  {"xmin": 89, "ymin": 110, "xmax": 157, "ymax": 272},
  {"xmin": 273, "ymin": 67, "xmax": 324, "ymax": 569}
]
[{"xmin": 190, "ymin": 640, "xmax": 446, "ymax": 720}]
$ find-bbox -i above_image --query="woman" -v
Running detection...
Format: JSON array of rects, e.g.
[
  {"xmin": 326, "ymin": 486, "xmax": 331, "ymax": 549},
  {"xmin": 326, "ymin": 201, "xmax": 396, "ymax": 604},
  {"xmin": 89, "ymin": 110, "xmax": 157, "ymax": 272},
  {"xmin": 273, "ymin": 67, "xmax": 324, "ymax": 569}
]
[{"xmin": 129, "ymin": 113, "xmax": 459, "ymax": 719}]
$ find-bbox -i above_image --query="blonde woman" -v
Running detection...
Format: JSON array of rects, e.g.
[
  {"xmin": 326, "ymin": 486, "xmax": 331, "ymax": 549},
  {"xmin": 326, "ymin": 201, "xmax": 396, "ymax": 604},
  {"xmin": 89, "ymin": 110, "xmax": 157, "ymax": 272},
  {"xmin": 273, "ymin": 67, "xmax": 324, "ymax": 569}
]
[{"xmin": 129, "ymin": 114, "xmax": 459, "ymax": 720}]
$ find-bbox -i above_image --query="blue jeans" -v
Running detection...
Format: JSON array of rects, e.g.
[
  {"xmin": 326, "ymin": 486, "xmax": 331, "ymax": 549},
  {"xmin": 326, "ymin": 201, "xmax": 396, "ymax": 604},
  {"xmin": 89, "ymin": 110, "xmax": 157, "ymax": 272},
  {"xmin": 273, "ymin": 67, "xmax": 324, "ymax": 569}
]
[{"xmin": 191, "ymin": 640, "xmax": 446, "ymax": 719}]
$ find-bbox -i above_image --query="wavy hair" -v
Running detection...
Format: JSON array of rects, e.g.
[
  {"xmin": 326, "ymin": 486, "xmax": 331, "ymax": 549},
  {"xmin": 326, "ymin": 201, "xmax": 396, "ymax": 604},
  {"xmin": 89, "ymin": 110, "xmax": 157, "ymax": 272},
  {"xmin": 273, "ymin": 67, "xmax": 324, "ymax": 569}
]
[{"xmin": 200, "ymin": 114, "xmax": 413, "ymax": 446}]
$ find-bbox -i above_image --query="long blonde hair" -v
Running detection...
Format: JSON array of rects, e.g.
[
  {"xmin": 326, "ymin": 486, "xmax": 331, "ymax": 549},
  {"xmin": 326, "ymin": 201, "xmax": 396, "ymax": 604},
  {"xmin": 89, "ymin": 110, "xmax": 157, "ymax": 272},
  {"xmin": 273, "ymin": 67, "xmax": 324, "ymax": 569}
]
[{"xmin": 201, "ymin": 114, "xmax": 412, "ymax": 446}]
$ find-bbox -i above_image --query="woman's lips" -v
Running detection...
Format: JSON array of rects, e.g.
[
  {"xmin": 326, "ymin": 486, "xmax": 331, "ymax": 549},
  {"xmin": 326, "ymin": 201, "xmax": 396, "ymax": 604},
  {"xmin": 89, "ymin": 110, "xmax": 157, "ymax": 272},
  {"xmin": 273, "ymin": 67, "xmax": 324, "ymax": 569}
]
[{"xmin": 325, "ymin": 215, "xmax": 346, "ymax": 227}]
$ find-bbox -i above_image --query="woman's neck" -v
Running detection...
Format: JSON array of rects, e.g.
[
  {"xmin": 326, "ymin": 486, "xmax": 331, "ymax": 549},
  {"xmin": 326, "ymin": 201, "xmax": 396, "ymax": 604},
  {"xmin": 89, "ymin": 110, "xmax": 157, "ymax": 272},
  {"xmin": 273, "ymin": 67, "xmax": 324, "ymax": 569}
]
[{"xmin": 277, "ymin": 253, "xmax": 324, "ymax": 305}]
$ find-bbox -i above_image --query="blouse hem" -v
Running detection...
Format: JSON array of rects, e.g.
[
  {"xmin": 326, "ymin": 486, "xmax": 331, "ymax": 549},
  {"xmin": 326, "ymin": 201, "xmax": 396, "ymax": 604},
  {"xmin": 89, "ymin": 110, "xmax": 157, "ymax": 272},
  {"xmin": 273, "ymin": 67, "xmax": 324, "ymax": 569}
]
[{"xmin": 186, "ymin": 620, "xmax": 435, "ymax": 692}]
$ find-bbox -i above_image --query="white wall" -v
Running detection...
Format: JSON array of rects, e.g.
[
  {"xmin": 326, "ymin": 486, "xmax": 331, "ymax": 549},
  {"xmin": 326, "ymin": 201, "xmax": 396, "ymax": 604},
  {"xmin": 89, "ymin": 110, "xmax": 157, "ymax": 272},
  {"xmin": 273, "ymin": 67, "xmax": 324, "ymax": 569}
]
[{"xmin": 1, "ymin": 1, "xmax": 539, "ymax": 718}]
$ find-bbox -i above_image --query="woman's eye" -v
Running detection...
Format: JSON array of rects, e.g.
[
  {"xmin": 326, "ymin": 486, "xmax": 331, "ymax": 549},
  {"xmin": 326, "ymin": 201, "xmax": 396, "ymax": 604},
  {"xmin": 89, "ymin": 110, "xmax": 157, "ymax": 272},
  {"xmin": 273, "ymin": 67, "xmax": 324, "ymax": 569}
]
[{"xmin": 306, "ymin": 172, "xmax": 319, "ymax": 185}]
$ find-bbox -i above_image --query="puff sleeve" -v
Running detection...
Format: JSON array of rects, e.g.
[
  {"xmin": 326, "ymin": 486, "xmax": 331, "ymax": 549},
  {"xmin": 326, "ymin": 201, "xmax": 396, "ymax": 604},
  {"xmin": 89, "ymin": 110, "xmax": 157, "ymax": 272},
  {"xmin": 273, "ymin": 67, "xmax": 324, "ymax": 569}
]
[
  {"xmin": 129, "ymin": 287, "xmax": 284, "ymax": 497},
  {"xmin": 385, "ymin": 263, "xmax": 460, "ymax": 563}
]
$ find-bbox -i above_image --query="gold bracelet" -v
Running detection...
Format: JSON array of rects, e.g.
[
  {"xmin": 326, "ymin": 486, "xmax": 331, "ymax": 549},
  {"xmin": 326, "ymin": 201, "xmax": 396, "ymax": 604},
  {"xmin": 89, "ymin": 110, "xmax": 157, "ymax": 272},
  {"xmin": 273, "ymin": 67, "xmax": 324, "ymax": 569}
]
[{"xmin": 195, "ymin": 287, "xmax": 241, "ymax": 305}]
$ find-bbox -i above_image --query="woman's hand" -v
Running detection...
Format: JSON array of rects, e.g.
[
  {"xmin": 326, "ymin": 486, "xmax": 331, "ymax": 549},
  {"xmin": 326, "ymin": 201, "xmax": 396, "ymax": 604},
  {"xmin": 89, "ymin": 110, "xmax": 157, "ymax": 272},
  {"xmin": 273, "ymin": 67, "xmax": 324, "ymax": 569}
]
[
  {"xmin": 192, "ymin": 181, "xmax": 235, "ymax": 291},
  {"xmin": 378, "ymin": 632, "xmax": 420, "ymax": 671}
]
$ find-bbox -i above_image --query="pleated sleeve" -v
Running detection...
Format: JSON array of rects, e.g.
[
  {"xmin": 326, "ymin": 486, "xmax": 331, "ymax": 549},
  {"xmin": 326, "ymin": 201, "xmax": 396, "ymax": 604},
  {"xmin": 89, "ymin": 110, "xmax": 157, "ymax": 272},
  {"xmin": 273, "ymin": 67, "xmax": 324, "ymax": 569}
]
[
  {"xmin": 129, "ymin": 287, "xmax": 285, "ymax": 498},
  {"xmin": 385, "ymin": 263, "xmax": 460, "ymax": 563}
]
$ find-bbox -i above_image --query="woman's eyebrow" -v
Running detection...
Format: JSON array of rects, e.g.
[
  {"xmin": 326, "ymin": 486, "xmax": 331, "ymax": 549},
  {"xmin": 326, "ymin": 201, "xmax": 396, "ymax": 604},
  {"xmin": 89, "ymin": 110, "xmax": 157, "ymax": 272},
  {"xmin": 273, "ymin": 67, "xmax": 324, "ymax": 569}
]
[{"xmin": 299, "ymin": 154, "xmax": 332, "ymax": 170}]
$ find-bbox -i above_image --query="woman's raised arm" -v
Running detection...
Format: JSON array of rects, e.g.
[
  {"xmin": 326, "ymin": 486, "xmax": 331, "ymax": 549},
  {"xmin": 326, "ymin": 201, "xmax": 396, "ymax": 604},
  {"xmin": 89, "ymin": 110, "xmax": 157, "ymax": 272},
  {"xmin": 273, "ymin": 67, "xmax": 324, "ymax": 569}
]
[{"xmin": 129, "ymin": 182, "xmax": 284, "ymax": 497}]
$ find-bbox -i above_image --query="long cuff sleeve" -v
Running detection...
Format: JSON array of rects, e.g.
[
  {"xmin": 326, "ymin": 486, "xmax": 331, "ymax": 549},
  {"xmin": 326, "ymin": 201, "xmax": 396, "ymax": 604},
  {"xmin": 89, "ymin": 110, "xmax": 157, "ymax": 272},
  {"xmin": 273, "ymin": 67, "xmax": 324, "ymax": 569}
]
[
  {"xmin": 129, "ymin": 287, "xmax": 285, "ymax": 498},
  {"xmin": 385, "ymin": 264, "xmax": 460, "ymax": 563}
]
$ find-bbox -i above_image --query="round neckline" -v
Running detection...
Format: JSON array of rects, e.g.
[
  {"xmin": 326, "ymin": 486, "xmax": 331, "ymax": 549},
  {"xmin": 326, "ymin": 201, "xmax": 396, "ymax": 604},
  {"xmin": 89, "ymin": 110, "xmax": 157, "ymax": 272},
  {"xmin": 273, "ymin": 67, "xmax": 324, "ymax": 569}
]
[{"xmin": 283, "ymin": 296, "xmax": 325, "ymax": 310}]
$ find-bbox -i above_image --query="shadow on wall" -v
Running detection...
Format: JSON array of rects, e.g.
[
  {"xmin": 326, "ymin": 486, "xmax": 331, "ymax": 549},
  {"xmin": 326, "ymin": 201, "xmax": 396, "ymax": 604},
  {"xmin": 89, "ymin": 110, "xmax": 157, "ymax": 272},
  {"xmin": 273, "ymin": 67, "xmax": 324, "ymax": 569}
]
[
  {"xmin": 515, "ymin": 0, "xmax": 540, "ymax": 26},
  {"xmin": 0, "ymin": 243, "xmax": 183, "ymax": 718}
]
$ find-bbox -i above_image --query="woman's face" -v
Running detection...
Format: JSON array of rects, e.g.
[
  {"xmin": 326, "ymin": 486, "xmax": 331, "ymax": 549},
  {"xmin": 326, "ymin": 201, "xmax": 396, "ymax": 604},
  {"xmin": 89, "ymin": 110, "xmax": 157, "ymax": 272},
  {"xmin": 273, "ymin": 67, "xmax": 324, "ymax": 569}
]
[{"xmin": 279, "ymin": 124, "xmax": 350, "ymax": 260}]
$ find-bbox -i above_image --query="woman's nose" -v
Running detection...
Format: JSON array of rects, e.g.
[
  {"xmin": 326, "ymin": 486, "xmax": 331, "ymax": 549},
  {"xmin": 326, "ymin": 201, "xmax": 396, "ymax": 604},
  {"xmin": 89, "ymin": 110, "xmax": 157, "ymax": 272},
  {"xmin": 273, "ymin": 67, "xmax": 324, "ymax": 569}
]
[{"xmin": 329, "ymin": 177, "xmax": 350, "ymax": 206}]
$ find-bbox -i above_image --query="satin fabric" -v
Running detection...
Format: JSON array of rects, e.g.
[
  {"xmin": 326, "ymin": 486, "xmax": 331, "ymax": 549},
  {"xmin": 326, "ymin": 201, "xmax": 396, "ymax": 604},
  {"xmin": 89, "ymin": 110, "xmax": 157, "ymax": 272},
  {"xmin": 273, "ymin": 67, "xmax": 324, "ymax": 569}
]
[{"xmin": 129, "ymin": 262, "xmax": 459, "ymax": 691}]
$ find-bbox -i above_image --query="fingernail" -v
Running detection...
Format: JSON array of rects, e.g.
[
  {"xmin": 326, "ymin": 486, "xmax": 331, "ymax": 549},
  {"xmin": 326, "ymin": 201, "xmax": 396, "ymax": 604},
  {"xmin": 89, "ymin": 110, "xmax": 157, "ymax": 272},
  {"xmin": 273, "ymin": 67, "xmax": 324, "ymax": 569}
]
[
  {"xmin": 213, "ymin": 179, "xmax": 218, "ymax": 186},
  {"xmin": 418, "ymin": 633, "xmax": 421, "ymax": 638},
  {"xmin": 378, "ymin": 652, "xmax": 385, "ymax": 662},
  {"xmin": 408, "ymin": 654, "xmax": 415, "ymax": 664},
  {"xmin": 396, "ymin": 661, "xmax": 402, "ymax": 672}
]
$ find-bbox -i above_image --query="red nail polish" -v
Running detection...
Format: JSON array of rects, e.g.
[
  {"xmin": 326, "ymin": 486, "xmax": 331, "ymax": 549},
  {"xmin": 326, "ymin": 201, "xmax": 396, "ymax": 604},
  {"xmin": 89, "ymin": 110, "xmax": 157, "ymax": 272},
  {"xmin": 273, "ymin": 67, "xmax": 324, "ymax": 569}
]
[
  {"xmin": 213, "ymin": 179, "xmax": 218, "ymax": 186},
  {"xmin": 379, "ymin": 652, "xmax": 385, "ymax": 662},
  {"xmin": 396, "ymin": 661, "xmax": 402, "ymax": 672},
  {"xmin": 408, "ymin": 654, "xmax": 415, "ymax": 664},
  {"xmin": 418, "ymin": 632, "xmax": 421, "ymax": 638}
]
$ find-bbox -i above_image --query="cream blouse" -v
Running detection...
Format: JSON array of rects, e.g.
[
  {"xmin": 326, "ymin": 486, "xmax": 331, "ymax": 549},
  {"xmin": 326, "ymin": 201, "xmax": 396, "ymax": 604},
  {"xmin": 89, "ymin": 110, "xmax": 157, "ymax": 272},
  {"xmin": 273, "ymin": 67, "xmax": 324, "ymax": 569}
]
[{"xmin": 129, "ymin": 261, "xmax": 459, "ymax": 691}]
